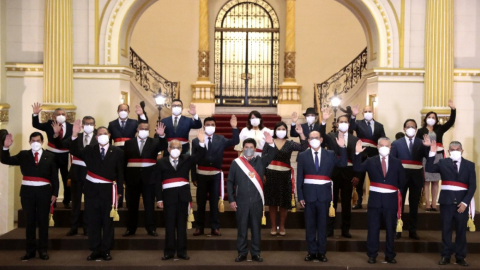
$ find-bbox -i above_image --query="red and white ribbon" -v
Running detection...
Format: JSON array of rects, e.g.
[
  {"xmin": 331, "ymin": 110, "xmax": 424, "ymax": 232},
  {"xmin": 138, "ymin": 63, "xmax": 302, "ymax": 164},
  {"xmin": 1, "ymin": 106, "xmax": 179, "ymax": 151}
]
[
  {"xmin": 113, "ymin": 138, "xmax": 130, "ymax": 147},
  {"xmin": 303, "ymin": 174, "xmax": 333, "ymax": 202},
  {"xmin": 22, "ymin": 176, "xmax": 50, "ymax": 186},
  {"xmin": 370, "ymin": 182, "xmax": 402, "ymax": 219},
  {"xmin": 441, "ymin": 181, "xmax": 476, "ymax": 221},
  {"xmin": 336, "ymin": 156, "xmax": 353, "ymax": 167},
  {"xmin": 436, "ymin": 142, "xmax": 444, "ymax": 152},
  {"xmin": 267, "ymin": 160, "xmax": 295, "ymax": 195},
  {"xmin": 401, "ymin": 160, "xmax": 423, "ymax": 170},
  {"xmin": 234, "ymin": 157, "xmax": 264, "ymax": 205},
  {"xmin": 71, "ymin": 155, "xmax": 86, "ymax": 167},
  {"xmin": 167, "ymin": 137, "xmax": 189, "ymax": 145},
  {"xmin": 126, "ymin": 158, "xmax": 156, "ymax": 167},
  {"xmin": 46, "ymin": 142, "xmax": 69, "ymax": 153},
  {"xmin": 196, "ymin": 166, "xmax": 224, "ymax": 200},
  {"xmin": 162, "ymin": 177, "xmax": 189, "ymax": 190},
  {"xmin": 86, "ymin": 171, "xmax": 117, "ymax": 209},
  {"xmin": 359, "ymin": 138, "xmax": 377, "ymax": 148}
]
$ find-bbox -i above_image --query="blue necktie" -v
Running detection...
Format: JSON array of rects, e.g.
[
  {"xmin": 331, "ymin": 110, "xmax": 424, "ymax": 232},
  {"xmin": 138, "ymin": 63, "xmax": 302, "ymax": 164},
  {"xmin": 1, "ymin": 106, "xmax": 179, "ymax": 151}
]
[
  {"xmin": 367, "ymin": 121, "xmax": 373, "ymax": 138},
  {"xmin": 101, "ymin": 147, "xmax": 105, "ymax": 160},
  {"xmin": 314, "ymin": 152, "xmax": 319, "ymax": 171},
  {"xmin": 409, "ymin": 139, "xmax": 413, "ymax": 156}
]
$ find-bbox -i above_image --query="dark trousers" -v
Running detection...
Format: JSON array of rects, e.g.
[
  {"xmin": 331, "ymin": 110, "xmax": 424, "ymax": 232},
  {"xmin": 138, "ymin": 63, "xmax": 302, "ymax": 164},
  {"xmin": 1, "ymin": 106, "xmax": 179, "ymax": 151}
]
[
  {"xmin": 236, "ymin": 200, "xmax": 263, "ymax": 256},
  {"xmin": 85, "ymin": 194, "xmax": 114, "ymax": 253},
  {"xmin": 400, "ymin": 171, "xmax": 423, "ymax": 233},
  {"xmin": 440, "ymin": 204, "xmax": 469, "ymax": 259},
  {"xmin": 70, "ymin": 166, "xmax": 87, "ymax": 231},
  {"xmin": 305, "ymin": 200, "xmax": 328, "ymax": 255},
  {"xmin": 195, "ymin": 174, "xmax": 220, "ymax": 230},
  {"xmin": 164, "ymin": 200, "xmax": 188, "ymax": 256},
  {"xmin": 21, "ymin": 185, "xmax": 52, "ymax": 254},
  {"xmin": 367, "ymin": 207, "xmax": 397, "ymax": 258},
  {"xmin": 327, "ymin": 168, "xmax": 353, "ymax": 233},
  {"xmin": 126, "ymin": 181, "xmax": 156, "ymax": 233},
  {"xmin": 50, "ymin": 151, "xmax": 70, "ymax": 205},
  {"xmin": 355, "ymin": 149, "xmax": 378, "ymax": 204}
]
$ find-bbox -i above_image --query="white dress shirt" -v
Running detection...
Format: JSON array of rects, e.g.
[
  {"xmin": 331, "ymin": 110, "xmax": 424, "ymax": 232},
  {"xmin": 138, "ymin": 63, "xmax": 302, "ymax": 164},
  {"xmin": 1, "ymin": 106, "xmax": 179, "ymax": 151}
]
[
  {"xmin": 311, "ymin": 148, "xmax": 322, "ymax": 165},
  {"xmin": 405, "ymin": 136, "xmax": 414, "ymax": 151},
  {"xmin": 32, "ymin": 148, "xmax": 43, "ymax": 160}
]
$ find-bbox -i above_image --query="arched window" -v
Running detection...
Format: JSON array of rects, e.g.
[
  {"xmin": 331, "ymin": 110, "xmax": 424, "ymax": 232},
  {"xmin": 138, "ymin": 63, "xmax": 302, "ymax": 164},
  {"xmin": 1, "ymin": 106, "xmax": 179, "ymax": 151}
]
[{"xmin": 214, "ymin": 0, "xmax": 280, "ymax": 107}]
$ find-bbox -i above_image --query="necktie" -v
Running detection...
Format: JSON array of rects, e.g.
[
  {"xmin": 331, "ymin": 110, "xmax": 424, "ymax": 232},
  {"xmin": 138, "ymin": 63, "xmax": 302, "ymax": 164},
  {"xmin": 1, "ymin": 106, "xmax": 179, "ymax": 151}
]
[
  {"xmin": 310, "ymin": 125, "xmax": 313, "ymax": 132},
  {"xmin": 121, "ymin": 121, "xmax": 126, "ymax": 129},
  {"xmin": 34, "ymin": 152, "xmax": 39, "ymax": 165},
  {"xmin": 174, "ymin": 117, "xmax": 178, "ymax": 132},
  {"xmin": 173, "ymin": 160, "xmax": 178, "ymax": 170},
  {"xmin": 453, "ymin": 161, "xmax": 458, "ymax": 173},
  {"xmin": 60, "ymin": 126, "xmax": 64, "ymax": 139},
  {"xmin": 139, "ymin": 139, "xmax": 145, "ymax": 155},
  {"xmin": 367, "ymin": 121, "xmax": 373, "ymax": 137},
  {"xmin": 381, "ymin": 157, "xmax": 387, "ymax": 178},
  {"xmin": 314, "ymin": 152, "xmax": 319, "ymax": 171},
  {"xmin": 84, "ymin": 134, "xmax": 89, "ymax": 147},
  {"xmin": 101, "ymin": 147, "xmax": 105, "ymax": 160},
  {"xmin": 409, "ymin": 139, "xmax": 413, "ymax": 156},
  {"xmin": 207, "ymin": 137, "xmax": 212, "ymax": 151}
]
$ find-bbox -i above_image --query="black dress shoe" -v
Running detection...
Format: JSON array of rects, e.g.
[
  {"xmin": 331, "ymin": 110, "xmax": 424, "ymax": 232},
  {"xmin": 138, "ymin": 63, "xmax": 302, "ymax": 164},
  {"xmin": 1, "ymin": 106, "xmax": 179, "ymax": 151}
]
[
  {"xmin": 352, "ymin": 204, "xmax": 363, "ymax": 210},
  {"xmin": 178, "ymin": 254, "xmax": 190, "ymax": 260},
  {"xmin": 304, "ymin": 253, "xmax": 317, "ymax": 261},
  {"xmin": 39, "ymin": 252, "xmax": 49, "ymax": 260},
  {"xmin": 66, "ymin": 229, "xmax": 78, "ymax": 236},
  {"xmin": 439, "ymin": 257, "xmax": 450, "ymax": 265},
  {"xmin": 235, "ymin": 255, "xmax": 247, "ymax": 262},
  {"xmin": 342, "ymin": 231, "xmax": 352, "ymax": 238},
  {"xmin": 20, "ymin": 253, "xmax": 35, "ymax": 261},
  {"xmin": 122, "ymin": 230, "xmax": 135, "ymax": 237},
  {"xmin": 147, "ymin": 231, "xmax": 158, "ymax": 237},
  {"xmin": 395, "ymin": 232, "xmax": 402, "ymax": 239},
  {"xmin": 87, "ymin": 252, "xmax": 101, "ymax": 261},
  {"xmin": 326, "ymin": 230, "xmax": 334, "ymax": 237},
  {"xmin": 409, "ymin": 232, "xmax": 420, "ymax": 240},
  {"xmin": 211, "ymin": 229, "xmax": 222, "ymax": 236},
  {"xmin": 193, "ymin": 229, "xmax": 204, "ymax": 236},
  {"xmin": 251, "ymin": 255, "xmax": 263, "ymax": 262},
  {"xmin": 385, "ymin": 257, "xmax": 397, "ymax": 264},
  {"xmin": 161, "ymin": 254, "xmax": 174, "ymax": 260},
  {"xmin": 368, "ymin": 257, "xmax": 376, "ymax": 264},
  {"xmin": 456, "ymin": 258, "xmax": 469, "ymax": 266},
  {"xmin": 317, "ymin": 254, "xmax": 328, "ymax": 262},
  {"xmin": 103, "ymin": 253, "xmax": 112, "ymax": 261}
]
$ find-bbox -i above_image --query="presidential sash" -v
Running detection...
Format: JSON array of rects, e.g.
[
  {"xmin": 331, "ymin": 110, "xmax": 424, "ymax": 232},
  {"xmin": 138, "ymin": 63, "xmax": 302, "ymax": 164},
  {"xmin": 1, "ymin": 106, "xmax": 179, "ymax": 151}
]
[{"xmin": 234, "ymin": 157, "xmax": 264, "ymax": 205}]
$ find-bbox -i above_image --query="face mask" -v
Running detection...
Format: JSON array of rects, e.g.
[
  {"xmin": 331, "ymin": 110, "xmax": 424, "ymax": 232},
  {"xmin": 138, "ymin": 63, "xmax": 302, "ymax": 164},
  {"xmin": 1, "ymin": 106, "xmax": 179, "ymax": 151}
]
[
  {"xmin": 83, "ymin": 125, "xmax": 94, "ymax": 134},
  {"xmin": 31, "ymin": 142, "xmax": 42, "ymax": 151},
  {"xmin": 405, "ymin": 128, "xmax": 416, "ymax": 137},
  {"xmin": 309, "ymin": 139, "xmax": 321, "ymax": 149},
  {"xmin": 56, "ymin": 115, "xmax": 66, "ymax": 124},
  {"xmin": 338, "ymin": 123, "xmax": 349, "ymax": 132},
  {"xmin": 172, "ymin": 107, "xmax": 182, "ymax": 116},
  {"xmin": 138, "ymin": 130, "xmax": 149, "ymax": 139},
  {"xmin": 205, "ymin": 126, "xmax": 215, "ymax": 136},
  {"xmin": 426, "ymin": 118, "xmax": 436, "ymax": 126},
  {"xmin": 250, "ymin": 118, "xmax": 260, "ymax": 127},
  {"xmin": 170, "ymin": 148, "xmax": 181, "ymax": 158},
  {"xmin": 97, "ymin": 135, "xmax": 109, "ymax": 145},
  {"xmin": 276, "ymin": 130, "xmax": 287, "ymax": 139},
  {"xmin": 450, "ymin": 151, "xmax": 462, "ymax": 161},
  {"xmin": 364, "ymin": 112, "xmax": 373, "ymax": 121},
  {"xmin": 306, "ymin": 116, "xmax": 316, "ymax": 125},
  {"xmin": 243, "ymin": 148, "xmax": 255, "ymax": 157},
  {"xmin": 379, "ymin": 146, "xmax": 390, "ymax": 157},
  {"xmin": 118, "ymin": 111, "xmax": 128, "ymax": 119}
]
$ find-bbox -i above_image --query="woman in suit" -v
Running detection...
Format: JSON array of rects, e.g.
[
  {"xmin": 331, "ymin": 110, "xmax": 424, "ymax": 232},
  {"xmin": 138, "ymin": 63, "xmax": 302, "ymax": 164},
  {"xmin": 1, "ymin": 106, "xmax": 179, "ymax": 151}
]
[{"xmin": 235, "ymin": 110, "xmax": 273, "ymax": 157}]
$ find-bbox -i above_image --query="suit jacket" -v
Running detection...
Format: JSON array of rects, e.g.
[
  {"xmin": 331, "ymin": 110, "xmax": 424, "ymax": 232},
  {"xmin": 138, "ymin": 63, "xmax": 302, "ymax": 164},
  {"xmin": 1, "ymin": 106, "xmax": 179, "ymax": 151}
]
[
  {"xmin": 161, "ymin": 115, "xmax": 202, "ymax": 151},
  {"xmin": 32, "ymin": 115, "xmax": 73, "ymax": 161},
  {"xmin": 290, "ymin": 123, "xmax": 321, "ymax": 138},
  {"xmin": 1, "ymin": 149, "xmax": 59, "ymax": 197},
  {"xmin": 353, "ymin": 154, "xmax": 405, "ymax": 210},
  {"xmin": 58, "ymin": 132, "xmax": 98, "ymax": 181},
  {"xmin": 107, "ymin": 116, "xmax": 149, "ymax": 147},
  {"xmin": 296, "ymin": 147, "xmax": 347, "ymax": 203},
  {"xmin": 425, "ymin": 157, "xmax": 476, "ymax": 206},
  {"xmin": 416, "ymin": 108, "xmax": 456, "ymax": 145},
  {"xmin": 124, "ymin": 136, "xmax": 168, "ymax": 185},
  {"xmin": 191, "ymin": 129, "xmax": 240, "ymax": 182},
  {"xmin": 391, "ymin": 137, "xmax": 429, "ymax": 188},
  {"xmin": 349, "ymin": 117, "xmax": 386, "ymax": 157}
]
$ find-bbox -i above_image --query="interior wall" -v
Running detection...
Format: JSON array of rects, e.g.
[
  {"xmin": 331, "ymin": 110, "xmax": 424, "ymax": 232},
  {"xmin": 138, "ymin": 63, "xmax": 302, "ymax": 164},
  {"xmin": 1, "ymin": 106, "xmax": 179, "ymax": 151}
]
[{"xmin": 454, "ymin": 0, "xmax": 480, "ymax": 68}]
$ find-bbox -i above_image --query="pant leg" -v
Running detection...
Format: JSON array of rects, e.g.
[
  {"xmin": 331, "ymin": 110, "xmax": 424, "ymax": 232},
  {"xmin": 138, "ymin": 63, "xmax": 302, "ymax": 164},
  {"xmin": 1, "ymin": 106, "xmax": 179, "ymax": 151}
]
[
  {"xmin": 101, "ymin": 196, "xmax": 114, "ymax": 253},
  {"xmin": 440, "ymin": 204, "xmax": 454, "ymax": 258},
  {"xmin": 195, "ymin": 176, "xmax": 208, "ymax": 230},
  {"xmin": 59, "ymin": 163, "xmax": 71, "ymax": 205},
  {"xmin": 208, "ymin": 174, "xmax": 221, "ymax": 230},
  {"xmin": 79, "ymin": 179, "xmax": 88, "ymax": 232},
  {"xmin": 249, "ymin": 200, "xmax": 263, "ymax": 256},
  {"xmin": 125, "ymin": 182, "xmax": 141, "ymax": 233},
  {"xmin": 316, "ymin": 201, "xmax": 328, "ymax": 255},
  {"xmin": 86, "ymin": 195, "xmax": 102, "ymax": 252},
  {"xmin": 340, "ymin": 174, "xmax": 353, "ymax": 232},
  {"xmin": 407, "ymin": 177, "xmax": 422, "ymax": 234},
  {"xmin": 37, "ymin": 186, "xmax": 52, "ymax": 253},
  {"xmin": 384, "ymin": 207, "xmax": 397, "ymax": 258},
  {"xmin": 21, "ymin": 192, "xmax": 37, "ymax": 254},
  {"xmin": 355, "ymin": 158, "xmax": 367, "ymax": 204},
  {"xmin": 327, "ymin": 177, "xmax": 340, "ymax": 233},
  {"xmin": 454, "ymin": 205, "xmax": 469, "ymax": 260},
  {"xmin": 163, "ymin": 201, "xmax": 177, "ymax": 256},
  {"xmin": 176, "ymin": 201, "xmax": 188, "ymax": 256},
  {"xmin": 235, "ymin": 203, "xmax": 250, "ymax": 256},
  {"xmin": 70, "ymin": 169, "xmax": 82, "ymax": 230},
  {"xmin": 142, "ymin": 183, "xmax": 156, "ymax": 232},
  {"xmin": 367, "ymin": 207, "xmax": 381, "ymax": 258},
  {"xmin": 305, "ymin": 200, "xmax": 318, "ymax": 254}
]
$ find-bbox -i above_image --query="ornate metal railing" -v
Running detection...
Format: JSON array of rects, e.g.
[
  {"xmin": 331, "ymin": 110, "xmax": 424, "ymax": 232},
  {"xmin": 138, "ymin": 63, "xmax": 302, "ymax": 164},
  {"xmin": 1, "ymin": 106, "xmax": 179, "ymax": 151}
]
[
  {"xmin": 129, "ymin": 48, "xmax": 180, "ymax": 109},
  {"xmin": 314, "ymin": 47, "xmax": 367, "ymax": 112}
]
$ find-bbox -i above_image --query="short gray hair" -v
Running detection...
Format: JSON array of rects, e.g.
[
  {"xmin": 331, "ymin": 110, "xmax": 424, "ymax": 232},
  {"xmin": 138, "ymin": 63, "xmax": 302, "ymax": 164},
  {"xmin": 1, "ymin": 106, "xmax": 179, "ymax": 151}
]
[
  {"xmin": 378, "ymin": 137, "xmax": 391, "ymax": 144},
  {"xmin": 449, "ymin": 141, "xmax": 463, "ymax": 150},
  {"xmin": 53, "ymin": 108, "xmax": 65, "ymax": 116}
]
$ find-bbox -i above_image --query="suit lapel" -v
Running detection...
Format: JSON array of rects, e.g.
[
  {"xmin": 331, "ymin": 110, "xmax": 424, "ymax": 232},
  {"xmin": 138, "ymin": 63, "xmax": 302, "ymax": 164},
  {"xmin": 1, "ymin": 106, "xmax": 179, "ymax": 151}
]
[
  {"xmin": 103, "ymin": 146, "xmax": 114, "ymax": 161},
  {"xmin": 142, "ymin": 137, "xmax": 152, "ymax": 156},
  {"xmin": 375, "ymin": 156, "xmax": 384, "ymax": 177},
  {"xmin": 89, "ymin": 135, "xmax": 98, "ymax": 146},
  {"xmin": 132, "ymin": 137, "xmax": 141, "ymax": 156},
  {"xmin": 458, "ymin": 158, "xmax": 466, "ymax": 178}
]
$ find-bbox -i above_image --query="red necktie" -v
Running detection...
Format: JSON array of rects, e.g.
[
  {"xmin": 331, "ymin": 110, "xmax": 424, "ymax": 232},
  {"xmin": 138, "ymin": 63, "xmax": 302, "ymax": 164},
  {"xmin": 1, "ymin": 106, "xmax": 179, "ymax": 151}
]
[
  {"xmin": 381, "ymin": 157, "xmax": 387, "ymax": 178},
  {"xmin": 60, "ymin": 126, "xmax": 64, "ymax": 139},
  {"xmin": 34, "ymin": 152, "xmax": 39, "ymax": 166}
]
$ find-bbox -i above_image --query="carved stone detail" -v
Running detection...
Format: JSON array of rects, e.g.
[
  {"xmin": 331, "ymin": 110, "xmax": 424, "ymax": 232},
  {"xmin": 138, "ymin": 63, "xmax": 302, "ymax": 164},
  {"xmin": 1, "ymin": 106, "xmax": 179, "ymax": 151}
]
[
  {"xmin": 41, "ymin": 111, "xmax": 76, "ymax": 124},
  {"xmin": 284, "ymin": 52, "xmax": 296, "ymax": 79},
  {"xmin": 198, "ymin": 51, "xmax": 210, "ymax": 78},
  {"xmin": 0, "ymin": 110, "xmax": 9, "ymax": 123}
]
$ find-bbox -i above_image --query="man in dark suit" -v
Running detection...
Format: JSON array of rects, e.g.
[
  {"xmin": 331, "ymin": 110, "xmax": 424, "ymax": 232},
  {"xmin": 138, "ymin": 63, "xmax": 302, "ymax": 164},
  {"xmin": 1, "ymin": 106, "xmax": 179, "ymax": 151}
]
[
  {"xmin": 290, "ymin": 107, "xmax": 321, "ymax": 139},
  {"xmin": 191, "ymin": 115, "xmax": 239, "ymax": 236},
  {"xmin": 353, "ymin": 137, "xmax": 405, "ymax": 264},
  {"xmin": 426, "ymin": 141, "xmax": 476, "ymax": 267},
  {"xmin": 32, "ymin": 102, "xmax": 72, "ymax": 208},
  {"xmin": 122, "ymin": 122, "xmax": 168, "ymax": 237},
  {"xmin": 297, "ymin": 131, "xmax": 346, "ymax": 263},
  {"xmin": 160, "ymin": 99, "xmax": 202, "ymax": 155},
  {"xmin": 391, "ymin": 119, "xmax": 431, "ymax": 240},
  {"xmin": 69, "ymin": 121, "xmax": 124, "ymax": 261},
  {"xmin": 2, "ymin": 132, "xmax": 59, "ymax": 261},
  {"xmin": 227, "ymin": 134, "xmax": 277, "ymax": 263},
  {"xmin": 154, "ymin": 131, "xmax": 206, "ymax": 260},
  {"xmin": 320, "ymin": 113, "xmax": 362, "ymax": 238},
  {"xmin": 349, "ymin": 104, "xmax": 386, "ymax": 209}
]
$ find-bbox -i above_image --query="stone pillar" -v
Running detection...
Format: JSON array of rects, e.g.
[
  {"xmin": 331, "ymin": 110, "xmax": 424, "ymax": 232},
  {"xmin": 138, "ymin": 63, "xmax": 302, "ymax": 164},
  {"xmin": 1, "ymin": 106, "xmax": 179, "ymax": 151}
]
[
  {"xmin": 422, "ymin": 0, "xmax": 454, "ymax": 116},
  {"xmin": 42, "ymin": 0, "xmax": 76, "ymax": 121}
]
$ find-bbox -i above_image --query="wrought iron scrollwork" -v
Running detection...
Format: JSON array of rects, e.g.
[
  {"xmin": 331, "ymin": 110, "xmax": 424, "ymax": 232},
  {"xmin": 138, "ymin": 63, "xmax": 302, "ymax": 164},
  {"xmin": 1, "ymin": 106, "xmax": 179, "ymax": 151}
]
[{"xmin": 129, "ymin": 48, "xmax": 180, "ymax": 109}]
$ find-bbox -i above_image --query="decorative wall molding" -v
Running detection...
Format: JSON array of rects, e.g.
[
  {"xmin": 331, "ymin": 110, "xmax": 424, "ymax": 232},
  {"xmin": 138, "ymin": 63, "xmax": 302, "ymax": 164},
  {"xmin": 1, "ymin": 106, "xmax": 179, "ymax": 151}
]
[{"xmin": 6, "ymin": 63, "xmax": 134, "ymax": 79}]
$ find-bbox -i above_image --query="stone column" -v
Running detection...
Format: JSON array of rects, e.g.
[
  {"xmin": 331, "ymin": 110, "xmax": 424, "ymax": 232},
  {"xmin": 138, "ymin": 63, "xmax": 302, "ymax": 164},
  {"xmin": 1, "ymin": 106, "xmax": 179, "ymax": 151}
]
[{"xmin": 42, "ymin": 0, "xmax": 76, "ymax": 121}]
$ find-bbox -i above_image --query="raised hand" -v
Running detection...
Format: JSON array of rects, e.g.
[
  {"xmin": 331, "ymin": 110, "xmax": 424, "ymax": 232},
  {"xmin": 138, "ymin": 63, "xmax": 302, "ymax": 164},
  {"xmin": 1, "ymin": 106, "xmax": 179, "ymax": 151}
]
[
  {"xmin": 448, "ymin": 99, "xmax": 456, "ymax": 110},
  {"xmin": 51, "ymin": 120, "xmax": 61, "ymax": 136},
  {"xmin": 264, "ymin": 131, "xmax": 273, "ymax": 145},
  {"xmin": 355, "ymin": 139, "xmax": 365, "ymax": 153},
  {"xmin": 189, "ymin": 104, "xmax": 196, "ymax": 115},
  {"xmin": 135, "ymin": 104, "xmax": 144, "ymax": 116},
  {"xmin": 322, "ymin": 108, "xmax": 332, "ymax": 121},
  {"xmin": 295, "ymin": 124, "xmax": 303, "ymax": 135},
  {"xmin": 32, "ymin": 102, "xmax": 42, "ymax": 115},
  {"xmin": 230, "ymin": 114, "xmax": 237, "ymax": 128},
  {"xmin": 336, "ymin": 134, "xmax": 345, "ymax": 147},
  {"xmin": 422, "ymin": 134, "xmax": 432, "ymax": 147},
  {"xmin": 351, "ymin": 104, "xmax": 360, "ymax": 116},
  {"xmin": 72, "ymin": 119, "xmax": 82, "ymax": 136},
  {"xmin": 156, "ymin": 122, "xmax": 166, "ymax": 136},
  {"xmin": 4, "ymin": 133, "xmax": 13, "ymax": 148},
  {"xmin": 197, "ymin": 128, "xmax": 205, "ymax": 143},
  {"xmin": 430, "ymin": 140, "xmax": 437, "ymax": 153},
  {"xmin": 291, "ymin": 112, "xmax": 298, "ymax": 123}
]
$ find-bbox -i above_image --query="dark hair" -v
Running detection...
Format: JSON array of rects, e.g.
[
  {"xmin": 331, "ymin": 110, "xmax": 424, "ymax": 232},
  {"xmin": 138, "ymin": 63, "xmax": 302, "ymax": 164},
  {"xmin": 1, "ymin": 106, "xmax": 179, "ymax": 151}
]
[
  {"xmin": 422, "ymin": 111, "xmax": 439, "ymax": 128},
  {"xmin": 243, "ymin": 138, "xmax": 257, "ymax": 148},
  {"xmin": 246, "ymin": 110, "xmax": 264, "ymax": 130},
  {"xmin": 117, "ymin": 104, "xmax": 129, "ymax": 111},
  {"xmin": 96, "ymin": 126, "xmax": 109, "ymax": 133},
  {"xmin": 337, "ymin": 115, "xmax": 349, "ymax": 122},
  {"xmin": 29, "ymin": 132, "xmax": 44, "ymax": 142},
  {"xmin": 172, "ymin": 99, "xmax": 183, "ymax": 106},
  {"xmin": 403, "ymin": 119, "xmax": 417, "ymax": 128},
  {"xmin": 204, "ymin": 117, "xmax": 216, "ymax": 125},
  {"xmin": 82, "ymin": 116, "xmax": 95, "ymax": 125},
  {"xmin": 272, "ymin": 121, "xmax": 288, "ymax": 139},
  {"xmin": 395, "ymin": 132, "xmax": 405, "ymax": 140}
]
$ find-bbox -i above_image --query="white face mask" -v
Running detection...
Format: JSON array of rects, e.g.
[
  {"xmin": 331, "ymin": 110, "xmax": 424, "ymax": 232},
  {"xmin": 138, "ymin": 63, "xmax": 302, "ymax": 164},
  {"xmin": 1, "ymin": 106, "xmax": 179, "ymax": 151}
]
[
  {"xmin": 306, "ymin": 116, "xmax": 316, "ymax": 125},
  {"xmin": 405, "ymin": 128, "xmax": 416, "ymax": 137},
  {"xmin": 379, "ymin": 146, "xmax": 390, "ymax": 157},
  {"xmin": 56, "ymin": 115, "xmax": 66, "ymax": 124},
  {"xmin": 309, "ymin": 139, "xmax": 321, "ymax": 149},
  {"xmin": 83, "ymin": 125, "xmax": 94, "ymax": 134},
  {"xmin": 426, "ymin": 118, "xmax": 436, "ymax": 126},
  {"xmin": 31, "ymin": 142, "xmax": 42, "ymax": 152},
  {"xmin": 205, "ymin": 126, "xmax": 215, "ymax": 136},
  {"xmin": 338, "ymin": 123, "xmax": 349, "ymax": 132},
  {"xmin": 364, "ymin": 112, "xmax": 373, "ymax": 121},
  {"xmin": 97, "ymin": 135, "xmax": 109, "ymax": 145},
  {"xmin": 138, "ymin": 130, "xmax": 149, "ymax": 139},
  {"xmin": 118, "ymin": 111, "xmax": 128, "ymax": 119},
  {"xmin": 449, "ymin": 151, "xmax": 462, "ymax": 161},
  {"xmin": 170, "ymin": 148, "xmax": 181, "ymax": 158},
  {"xmin": 172, "ymin": 107, "xmax": 182, "ymax": 116},
  {"xmin": 250, "ymin": 118, "xmax": 260, "ymax": 127},
  {"xmin": 276, "ymin": 130, "xmax": 287, "ymax": 139}
]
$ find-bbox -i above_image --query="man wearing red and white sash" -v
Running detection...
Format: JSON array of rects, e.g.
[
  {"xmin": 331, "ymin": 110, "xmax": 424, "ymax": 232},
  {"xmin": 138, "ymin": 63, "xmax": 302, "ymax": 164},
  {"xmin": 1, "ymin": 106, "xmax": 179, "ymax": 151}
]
[
  {"xmin": 154, "ymin": 130, "xmax": 206, "ymax": 261},
  {"xmin": 227, "ymin": 133, "xmax": 277, "ymax": 263},
  {"xmin": 122, "ymin": 122, "xmax": 168, "ymax": 237},
  {"xmin": 390, "ymin": 119, "xmax": 431, "ymax": 240},
  {"xmin": 2, "ymin": 132, "xmax": 59, "ymax": 261},
  {"xmin": 70, "ymin": 121, "xmax": 124, "ymax": 261},
  {"xmin": 426, "ymin": 141, "xmax": 476, "ymax": 267}
]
